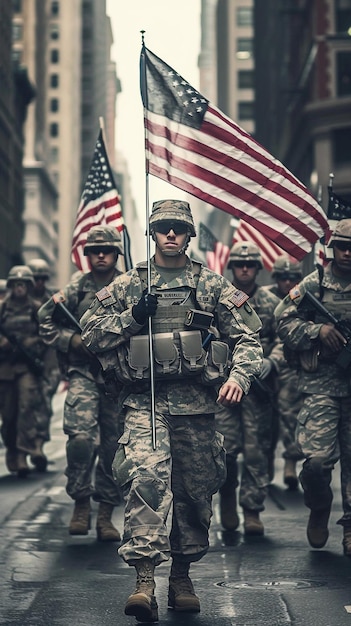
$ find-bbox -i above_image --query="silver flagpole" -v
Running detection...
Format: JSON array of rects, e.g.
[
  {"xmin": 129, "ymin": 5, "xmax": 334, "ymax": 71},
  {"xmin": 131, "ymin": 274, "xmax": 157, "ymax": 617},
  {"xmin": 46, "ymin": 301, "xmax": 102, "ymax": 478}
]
[{"xmin": 141, "ymin": 32, "xmax": 157, "ymax": 450}]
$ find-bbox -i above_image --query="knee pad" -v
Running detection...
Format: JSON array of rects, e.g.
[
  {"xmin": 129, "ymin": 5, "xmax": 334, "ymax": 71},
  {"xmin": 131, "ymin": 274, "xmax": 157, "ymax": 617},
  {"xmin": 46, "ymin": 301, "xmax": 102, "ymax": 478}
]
[{"xmin": 66, "ymin": 434, "xmax": 95, "ymax": 464}]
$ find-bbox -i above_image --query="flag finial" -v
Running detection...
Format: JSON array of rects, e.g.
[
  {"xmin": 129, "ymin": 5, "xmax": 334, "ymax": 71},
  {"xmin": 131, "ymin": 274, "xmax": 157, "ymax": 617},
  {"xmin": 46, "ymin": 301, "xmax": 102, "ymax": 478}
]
[
  {"xmin": 328, "ymin": 172, "xmax": 334, "ymax": 189},
  {"xmin": 140, "ymin": 30, "xmax": 145, "ymax": 45}
]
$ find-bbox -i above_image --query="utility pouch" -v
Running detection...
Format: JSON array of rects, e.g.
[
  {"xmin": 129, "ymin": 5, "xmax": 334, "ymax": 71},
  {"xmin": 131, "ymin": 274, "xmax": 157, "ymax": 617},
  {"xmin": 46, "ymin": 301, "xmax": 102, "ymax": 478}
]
[
  {"xmin": 154, "ymin": 332, "xmax": 180, "ymax": 376},
  {"xmin": 184, "ymin": 309, "xmax": 214, "ymax": 331},
  {"xmin": 299, "ymin": 345, "xmax": 319, "ymax": 372},
  {"xmin": 127, "ymin": 335, "xmax": 150, "ymax": 380},
  {"xmin": 201, "ymin": 340, "xmax": 230, "ymax": 385},
  {"xmin": 179, "ymin": 330, "xmax": 206, "ymax": 374}
]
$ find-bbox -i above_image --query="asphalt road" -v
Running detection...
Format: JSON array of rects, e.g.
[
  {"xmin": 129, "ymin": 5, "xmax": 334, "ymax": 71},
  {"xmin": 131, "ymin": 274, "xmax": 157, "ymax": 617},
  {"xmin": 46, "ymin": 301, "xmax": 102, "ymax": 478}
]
[{"xmin": 0, "ymin": 390, "xmax": 350, "ymax": 625}]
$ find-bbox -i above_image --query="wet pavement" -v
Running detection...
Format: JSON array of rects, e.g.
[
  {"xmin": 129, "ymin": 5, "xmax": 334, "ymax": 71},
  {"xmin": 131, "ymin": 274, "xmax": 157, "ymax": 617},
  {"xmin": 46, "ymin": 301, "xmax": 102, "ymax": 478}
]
[{"xmin": 0, "ymin": 391, "xmax": 350, "ymax": 625}]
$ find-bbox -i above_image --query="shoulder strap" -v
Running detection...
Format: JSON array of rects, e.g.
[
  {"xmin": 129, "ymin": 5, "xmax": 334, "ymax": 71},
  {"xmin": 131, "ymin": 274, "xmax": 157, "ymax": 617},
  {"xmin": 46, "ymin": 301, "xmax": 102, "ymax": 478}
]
[{"xmin": 317, "ymin": 264, "xmax": 324, "ymax": 300}]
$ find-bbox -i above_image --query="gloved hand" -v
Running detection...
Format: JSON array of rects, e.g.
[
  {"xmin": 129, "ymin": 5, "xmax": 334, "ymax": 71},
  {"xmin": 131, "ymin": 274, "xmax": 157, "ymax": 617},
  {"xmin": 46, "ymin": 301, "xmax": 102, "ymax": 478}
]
[
  {"xmin": 259, "ymin": 357, "xmax": 273, "ymax": 380},
  {"xmin": 132, "ymin": 293, "xmax": 158, "ymax": 325}
]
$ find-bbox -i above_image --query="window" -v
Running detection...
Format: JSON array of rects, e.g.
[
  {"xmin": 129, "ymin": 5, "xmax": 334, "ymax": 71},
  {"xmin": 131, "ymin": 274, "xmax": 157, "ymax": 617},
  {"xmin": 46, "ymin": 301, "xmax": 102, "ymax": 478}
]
[
  {"xmin": 51, "ymin": 1, "xmax": 59, "ymax": 16},
  {"xmin": 238, "ymin": 70, "xmax": 254, "ymax": 89},
  {"xmin": 51, "ymin": 49, "xmax": 59, "ymax": 63},
  {"xmin": 237, "ymin": 7, "xmax": 253, "ymax": 27},
  {"xmin": 12, "ymin": 0, "xmax": 22, "ymax": 13},
  {"xmin": 50, "ymin": 147, "xmax": 59, "ymax": 164},
  {"xmin": 238, "ymin": 101, "xmax": 254, "ymax": 120},
  {"xmin": 12, "ymin": 49, "xmax": 22, "ymax": 65},
  {"xmin": 335, "ymin": 0, "xmax": 351, "ymax": 34},
  {"xmin": 50, "ymin": 123, "xmax": 59, "ymax": 137},
  {"xmin": 50, "ymin": 24, "xmax": 59, "ymax": 40},
  {"xmin": 12, "ymin": 23, "xmax": 22, "ymax": 41},
  {"xmin": 337, "ymin": 51, "xmax": 351, "ymax": 95},
  {"xmin": 236, "ymin": 38, "xmax": 253, "ymax": 60},
  {"xmin": 333, "ymin": 127, "xmax": 351, "ymax": 165},
  {"xmin": 50, "ymin": 98, "xmax": 59, "ymax": 112},
  {"xmin": 50, "ymin": 74, "xmax": 59, "ymax": 88}
]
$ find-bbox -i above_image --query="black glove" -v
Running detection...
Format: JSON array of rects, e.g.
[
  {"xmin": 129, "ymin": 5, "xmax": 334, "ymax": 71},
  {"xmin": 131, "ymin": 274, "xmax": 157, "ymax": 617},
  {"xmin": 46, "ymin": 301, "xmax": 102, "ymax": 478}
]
[
  {"xmin": 259, "ymin": 357, "xmax": 273, "ymax": 380},
  {"xmin": 132, "ymin": 293, "xmax": 158, "ymax": 324}
]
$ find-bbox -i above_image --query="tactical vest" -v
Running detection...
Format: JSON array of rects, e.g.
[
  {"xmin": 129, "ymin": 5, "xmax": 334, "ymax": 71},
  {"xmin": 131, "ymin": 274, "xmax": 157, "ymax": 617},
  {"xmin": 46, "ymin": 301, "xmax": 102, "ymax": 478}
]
[{"xmin": 113, "ymin": 268, "xmax": 229, "ymax": 385}]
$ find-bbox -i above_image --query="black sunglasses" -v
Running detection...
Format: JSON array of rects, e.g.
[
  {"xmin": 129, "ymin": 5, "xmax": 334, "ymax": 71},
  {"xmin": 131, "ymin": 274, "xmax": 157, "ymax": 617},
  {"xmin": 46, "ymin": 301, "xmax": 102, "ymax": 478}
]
[
  {"xmin": 232, "ymin": 261, "xmax": 258, "ymax": 269},
  {"xmin": 334, "ymin": 242, "xmax": 351, "ymax": 252},
  {"xmin": 88, "ymin": 246, "xmax": 116, "ymax": 255},
  {"xmin": 277, "ymin": 273, "xmax": 301, "ymax": 281},
  {"xmin": 154, "ymin": 222, "xmax": 188, "ymax": 235}
]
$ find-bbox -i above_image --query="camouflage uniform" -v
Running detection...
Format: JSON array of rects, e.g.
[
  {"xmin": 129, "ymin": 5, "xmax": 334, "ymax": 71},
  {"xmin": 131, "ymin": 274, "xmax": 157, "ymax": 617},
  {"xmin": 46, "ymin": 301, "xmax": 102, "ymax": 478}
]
[
  {"xmin": 216, "ymin": 268, "xmax": 283, "ymax": 516},
  {"xmin": 28, "ymin": 259, "xmax": 61, "ymax": 445},
  {"xmin": 275, "ymin": 222, "xmax": 351, "ymax": 553},
  {"xmin": 0, "ymin": 266, "xmax": 46, "ymax": 476},
  {"xmin": 38, "ymin": 268, "xmax": 123, "ymax": 505},
  {"xmin": 81, "ymin": 254, "xmax": 263, "ymax": 567}
]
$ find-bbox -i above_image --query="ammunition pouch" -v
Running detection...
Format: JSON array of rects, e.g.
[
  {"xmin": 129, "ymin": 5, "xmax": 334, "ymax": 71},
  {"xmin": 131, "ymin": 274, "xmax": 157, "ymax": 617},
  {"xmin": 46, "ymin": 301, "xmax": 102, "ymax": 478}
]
[{"xmin": 112, "ymin": 330, "xmax": 229, "ymax": 385}]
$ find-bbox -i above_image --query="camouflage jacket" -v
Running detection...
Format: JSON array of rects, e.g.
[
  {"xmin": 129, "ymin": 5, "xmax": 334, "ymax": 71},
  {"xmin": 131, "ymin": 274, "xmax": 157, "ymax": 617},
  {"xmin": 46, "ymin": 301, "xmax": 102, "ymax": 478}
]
[
  {"xmin": 244, "ymin": 284, "xmax": 284, "ymax": 373},
  {"xmin": 38, "ymin": 269, "xmax": 122, "ymax": 380},
  {"xmin": 80, "ymin": 257, "xmax": 263, "ymax": 415},
  {"xmin": 274, "ymin": 262, "xmax": 351, "ymax": 396}
]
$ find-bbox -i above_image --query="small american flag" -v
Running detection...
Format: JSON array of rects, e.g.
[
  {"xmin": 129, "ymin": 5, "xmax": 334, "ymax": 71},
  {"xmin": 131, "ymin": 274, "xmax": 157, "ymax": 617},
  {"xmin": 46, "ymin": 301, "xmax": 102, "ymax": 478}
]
[
  {"xmin": 71, "ymin": 130, "xmax": 132, "ymax": 272},
  {"xmin": 198, "ymin": 222, "xmax": 230, "ymax": 275},
  {"xmin": 140, "ymin": 45, "xmax": 328, "ymax": 261},
  {"xmin": 233, "ymin": 220, "xmax": 284, "ymax": 271}
]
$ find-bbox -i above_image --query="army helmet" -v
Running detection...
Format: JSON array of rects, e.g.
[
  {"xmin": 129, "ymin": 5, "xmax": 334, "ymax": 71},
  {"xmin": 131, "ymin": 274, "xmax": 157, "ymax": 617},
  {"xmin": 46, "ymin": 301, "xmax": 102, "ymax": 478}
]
[
  {"xmin": 0, "ymin": 278, "xmax": 8, "ymax": 293},
  {"xmin": 149, "ymin": 199, "xmax": 196, "ymax": 237},
  {"xmin": 271, "ymin": 255, "xmax": 302, "ymax": 279},
  {"xmin": 6, "ymin": 265, "xmax": 35, "ymax": 287},
  {"xmin": 83, "ymin": 225, "xmax": 124, "ymax": 255},
  {"xmin": 28, "ymin": 258, "xmax": 50, "ymax": 280},
  {"xmin": 327, "ymin": 219, "xmax": 351, "ymax": 248},
  {"xmin": 227, "ymin": 241, "xmax": 263, "ymax": 269}
]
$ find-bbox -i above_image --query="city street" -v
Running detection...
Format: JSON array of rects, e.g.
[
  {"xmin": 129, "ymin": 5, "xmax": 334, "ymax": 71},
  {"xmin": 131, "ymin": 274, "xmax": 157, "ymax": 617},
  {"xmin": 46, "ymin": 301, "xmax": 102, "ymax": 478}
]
[{"xmin": 0, "ymin": 391, "xmax": 350, "ymax": 626}]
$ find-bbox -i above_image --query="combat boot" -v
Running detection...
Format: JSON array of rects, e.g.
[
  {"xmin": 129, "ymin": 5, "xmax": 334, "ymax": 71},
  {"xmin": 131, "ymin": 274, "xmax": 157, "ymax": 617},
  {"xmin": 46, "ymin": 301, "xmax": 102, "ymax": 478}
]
[
  {"xmin": 243, "ymin": 509, "xmax": 264, "ymax": 536},
  {"xmin": 68, "ymin": 497, "xmax": 91, "ymax": 535},
  {"xmin": 306, "ymin": 506, "xmax": 331, "ymax": 548},
  {"xmin": 168, "ymin": 559, "xmax": 200, "ymax": 613},
  {"xmin": 5, "ymin": 449, "xmax": 18, "ymax": 473},
  {"xmin": 342, "ymin": 527, "xmax": 351, "ymax": 557},
  {"xmin": 283, "ymin": 459, "xmax": 298, "ymax": 491},
  {"xmin": 124, "ymin": 559, "xmax": 158, "ymax": 623},
  {"xmin": 30, "ymin": 439, "xmax": 48, "ymax": 473},
  {"xmin": 16, "ymin": 452, "xmax": 30, "ymax": 478},
  {"xmin": 96, "ymin": 502, "xmax": 121, "ymax": 542}
]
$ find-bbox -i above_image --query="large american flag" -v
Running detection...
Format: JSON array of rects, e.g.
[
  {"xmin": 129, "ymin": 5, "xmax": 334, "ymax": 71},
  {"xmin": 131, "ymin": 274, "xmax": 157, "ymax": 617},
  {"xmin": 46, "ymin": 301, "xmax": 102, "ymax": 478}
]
[
  {"xmin": 233, "ymin": 220, "xmax": 284, "ymax": 271},
  {"xmin": 71, "ymin": 130, "xmax": 132, "ymax": 272},
  {"xmin": 140, "ymin": 46, "xmax": 328, "ymax": 261}
]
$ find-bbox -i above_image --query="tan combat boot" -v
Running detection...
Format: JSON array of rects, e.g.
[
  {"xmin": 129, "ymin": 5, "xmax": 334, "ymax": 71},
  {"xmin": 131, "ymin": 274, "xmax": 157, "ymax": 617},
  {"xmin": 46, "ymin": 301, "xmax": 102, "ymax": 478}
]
[
  {"xmin": 5, "ymin": 449, "xmax": 18, "ymax": 473},
  {"xmin": 30, "ymin": 438, "xmax": 48, "ymax": 473},
  {"xmin": 168, "ymin": 559, "xmax": 200, "ymax": 613},
  {"xmin": 68, "ymin": 497, "xmax": 91, "ymax": 535},
  {"xmin": 124, "ymin": 559, "xmax": 158, "ymax": 623},
  {"xmin": 342, "ymin": 527, "xmax": 351, "ymax": 557},
  {"xmin": 306, "ymin": 506, "xmax": 331, "ymax": 548},
  {"xmin": 96, "ymin": 502, "xmax": 121, "ymax": 542},
  {"xmin": 283, "ymin": 459, "xmax": 299, "ymax": 491},
  {"xmin": 243, "ymin": 509, "xmax": 264, "ymax": 536},
  {"xmin": 16, "ymin": 452, "xmax": 30, "ymax": 478}
]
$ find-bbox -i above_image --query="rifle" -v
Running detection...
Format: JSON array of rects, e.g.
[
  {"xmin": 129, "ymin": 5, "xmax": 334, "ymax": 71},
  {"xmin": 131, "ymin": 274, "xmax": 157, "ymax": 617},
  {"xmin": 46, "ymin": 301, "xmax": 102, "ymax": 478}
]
[
  {"xmin": 0, "ymin": 322, "xmax": 44, "ymax": 376},
  {"xmin": 300, "ymin": 291, "xmax": 351, "ymax": 369}
]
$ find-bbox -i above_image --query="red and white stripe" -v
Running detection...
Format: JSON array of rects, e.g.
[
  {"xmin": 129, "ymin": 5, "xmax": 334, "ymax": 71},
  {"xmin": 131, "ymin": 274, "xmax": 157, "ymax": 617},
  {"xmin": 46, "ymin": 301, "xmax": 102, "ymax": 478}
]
[{"xmin": 232, "ymin": 220, "xmax": 284, "ymax": 271}]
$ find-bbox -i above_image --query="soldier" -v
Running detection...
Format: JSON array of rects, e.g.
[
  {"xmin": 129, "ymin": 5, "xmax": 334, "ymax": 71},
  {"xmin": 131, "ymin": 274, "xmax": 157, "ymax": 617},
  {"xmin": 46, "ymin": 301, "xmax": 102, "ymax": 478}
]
[
  {"xmin": 265, "ymin": 256, "xmax": 304, "ymax": 489},
  {"xmin": 80, "ymin": 199, "xmax": 263, "ymax": 623},
  {"xmin": 215, "ymin": 241, "xmax": 284, "ymax": 536},
  {"xmin": 0, "ymin": 278, "xmax": 8, "ymax": 300},
  {"xmin": 38, "ymin": 225, "xmax": 124, "ymax": 542},
  {"xmin": 0, "ymin": 265, "xmax": 46, "ymax": 477},
  {"xmin": 275, "ymin": 219, "xmax": 351, "ymax": 556},
  {"xmin": 28, "ymin": 259, "xmax": 61, "ymax": 468}
]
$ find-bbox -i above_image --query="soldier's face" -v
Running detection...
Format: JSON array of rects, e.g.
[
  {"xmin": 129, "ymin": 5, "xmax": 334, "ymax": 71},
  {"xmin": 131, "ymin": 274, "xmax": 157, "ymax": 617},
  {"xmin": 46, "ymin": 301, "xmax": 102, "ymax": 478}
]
[
  {"xmin": 231, "ymin": 262, "xmax": 258, "ymax": 288},
  {"xmin": 88, "ymin": 247, "xmax": 117, "ymax": 273},
  {"xmin": 276, "ymin": 274, "xmax": 302, "ymax": 297},
  {"xmin": 153, "ymin": 223, "xmax": 189, "ymax": 258},
  {"xmin": 11, "ymin": 280, "xmax": 29, "ymax": 299},
  {"xmin": 333, "ymin": 242, "xmax": 351, "ymax": 276}
]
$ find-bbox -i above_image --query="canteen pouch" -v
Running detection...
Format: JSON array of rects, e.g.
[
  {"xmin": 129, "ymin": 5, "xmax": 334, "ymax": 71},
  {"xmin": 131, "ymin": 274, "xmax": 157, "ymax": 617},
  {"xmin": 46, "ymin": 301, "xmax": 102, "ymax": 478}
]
[
  {"xmin": 178, "ymin": 330, "xmax": 206, "ymax": 375},
  {"xmin": 153, "ymin": 332, "xmax": 180, "ymax": 376},
  {"xmin": 127, "ymin": 335, "xmax": 150, "ymax": 380},
  {"xmin": 184, "ymin": 309, "xmax": 214, "ymax": 331},
  {"xmin": 201, "ymin": 340, "xmax": 230, "ymax": 385}
]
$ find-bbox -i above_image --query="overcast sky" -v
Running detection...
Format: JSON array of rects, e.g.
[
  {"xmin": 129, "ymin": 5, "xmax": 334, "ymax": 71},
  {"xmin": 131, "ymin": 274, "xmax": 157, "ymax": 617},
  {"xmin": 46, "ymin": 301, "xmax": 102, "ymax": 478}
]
[{"xmin": 106, "ymin": 0, "xmax": 201, "ymax": 224}]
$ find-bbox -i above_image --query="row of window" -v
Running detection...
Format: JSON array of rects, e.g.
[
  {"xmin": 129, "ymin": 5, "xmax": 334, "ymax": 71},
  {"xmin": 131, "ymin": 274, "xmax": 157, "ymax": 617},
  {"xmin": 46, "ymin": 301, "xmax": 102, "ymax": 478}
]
[{"xmin": 13, "ymin": 0, "xmax": 59, "ymax": 17}]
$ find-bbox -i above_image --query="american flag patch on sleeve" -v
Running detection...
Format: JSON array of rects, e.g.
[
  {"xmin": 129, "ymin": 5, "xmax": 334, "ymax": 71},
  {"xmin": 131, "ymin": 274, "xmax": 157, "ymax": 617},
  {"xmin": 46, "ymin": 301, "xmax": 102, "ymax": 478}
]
[
  {"xmin": 96, "ymin": 287, "xmax": 116, "ymax": 306},
  {"xmin": 230, "ymin": 289, "xmax": 250, "ymax": 308}
]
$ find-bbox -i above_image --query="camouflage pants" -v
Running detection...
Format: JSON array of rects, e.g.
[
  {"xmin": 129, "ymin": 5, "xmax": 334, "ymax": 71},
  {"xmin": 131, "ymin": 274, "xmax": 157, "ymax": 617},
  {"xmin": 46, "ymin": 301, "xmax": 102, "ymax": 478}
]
[
  {"xmin": 36, "ymin": 366, "xmax": 61, "ymax": 442},
  {"xmin": 0, "ymin": 371, "xmax": 41, "ymax": 455},
  {"xmin": 297, "ymin": 393, "xmax": 351, "ymax": 524},
  {"xmin": 276, "ymin": 366, "xmax": 304, "ymax": 460},
  {"xmin": 215, "ymin": 391, "xmax": 273, "ymax": 511},
  {"xmin": 113, "ymin": 408, "xmax": 226, "ymax": 566},
  {"xmin": 63, "ymin": 372, "xmax": 122, "ymax": 505}
]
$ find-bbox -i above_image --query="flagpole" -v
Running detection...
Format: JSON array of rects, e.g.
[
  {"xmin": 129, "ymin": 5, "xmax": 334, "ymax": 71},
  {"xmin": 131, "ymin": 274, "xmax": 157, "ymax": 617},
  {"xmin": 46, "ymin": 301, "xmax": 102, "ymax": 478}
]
[{"xmin": 141, "ymin": 31, "xmax": 157, "ymax": 451}]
